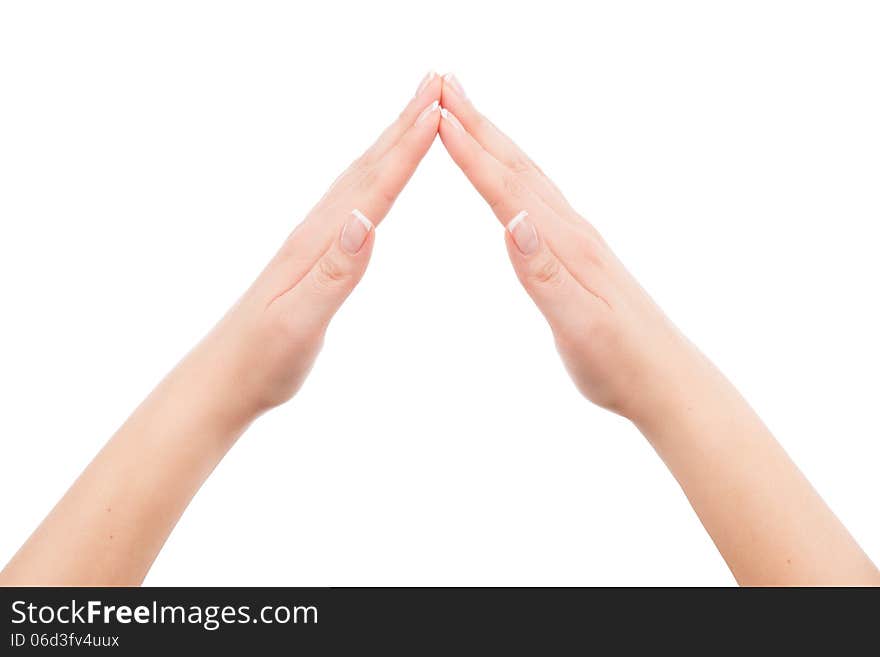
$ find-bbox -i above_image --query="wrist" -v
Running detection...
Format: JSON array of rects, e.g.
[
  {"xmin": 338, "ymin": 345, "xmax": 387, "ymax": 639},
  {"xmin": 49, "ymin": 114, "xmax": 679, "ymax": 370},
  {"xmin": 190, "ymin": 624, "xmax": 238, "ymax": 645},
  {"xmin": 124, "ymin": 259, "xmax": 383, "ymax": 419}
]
[
  {"xmin": 623, "ymin": 334, "xmax": 721, "ymax": 437},
  {"xmin": 173, "ymin": 335, "xmax": 262, "ymax": 437}
]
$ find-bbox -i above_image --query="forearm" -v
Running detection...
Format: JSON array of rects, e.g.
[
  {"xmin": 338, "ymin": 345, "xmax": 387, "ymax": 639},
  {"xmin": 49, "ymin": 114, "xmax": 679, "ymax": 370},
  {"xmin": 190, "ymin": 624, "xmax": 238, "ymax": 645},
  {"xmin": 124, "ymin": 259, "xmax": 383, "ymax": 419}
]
[
  {"xmin": 634, "ymin": 341, "xmax": 880, "ymax": 586},
  {"xmin": 436, "ymin": 75, "xmax": 878, "ymax": 585},
  {"xmin": 0, "ymin": 77, "xmax": 442, "ymax": 586},
  {"xmin": 0, "ymin": 337, "xmax": 252, "ymax": 586}
]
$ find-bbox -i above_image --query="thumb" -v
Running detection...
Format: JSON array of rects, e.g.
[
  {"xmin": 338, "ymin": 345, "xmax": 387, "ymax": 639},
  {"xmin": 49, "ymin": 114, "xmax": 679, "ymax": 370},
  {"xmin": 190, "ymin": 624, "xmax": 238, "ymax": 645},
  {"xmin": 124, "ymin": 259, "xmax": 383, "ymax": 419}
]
[
  {"xmin": 274, "ymin": 209, "xmax": 375, "ymax": 335},
  {"xmin": 503, "ymin": 210, "xmax": 592, "ymax": 334}
]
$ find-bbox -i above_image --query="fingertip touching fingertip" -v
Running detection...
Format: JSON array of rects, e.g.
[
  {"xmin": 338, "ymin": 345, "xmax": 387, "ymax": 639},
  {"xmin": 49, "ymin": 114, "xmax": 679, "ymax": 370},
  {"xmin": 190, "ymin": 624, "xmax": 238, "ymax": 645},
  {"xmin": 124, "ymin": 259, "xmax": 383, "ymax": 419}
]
[
  {"xmin": 415, "ymin": 71, "xmax": 437, "ymax": 97},
  {"xmin": 416, "ymin": 100, "xmax": 440, "ymax": 125},
  {"xmin": 442, "ymin": 73, "xmax": 466, "ymax": 99}
]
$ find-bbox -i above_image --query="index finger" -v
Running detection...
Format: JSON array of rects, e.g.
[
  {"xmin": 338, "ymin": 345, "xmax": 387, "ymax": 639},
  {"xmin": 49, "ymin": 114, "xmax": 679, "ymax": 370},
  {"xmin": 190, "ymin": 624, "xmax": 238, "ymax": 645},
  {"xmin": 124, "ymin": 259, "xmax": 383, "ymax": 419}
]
[
  {"xmin": 361, "ymin": 72, "xmax": 442, "ymax": 166},
  {"xmin": 338, "ymin": 96, "xmax": 441, "ymax": 225},
  {"xmin": 440, "ymin": 74, "xmax": 576, "ymax": 223}
]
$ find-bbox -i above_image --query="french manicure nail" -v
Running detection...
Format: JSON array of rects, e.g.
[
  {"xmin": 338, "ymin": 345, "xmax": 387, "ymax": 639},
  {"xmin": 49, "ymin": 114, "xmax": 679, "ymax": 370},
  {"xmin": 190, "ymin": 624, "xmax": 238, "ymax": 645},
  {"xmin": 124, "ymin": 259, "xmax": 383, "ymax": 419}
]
[
  {"xmin": 443, "ymin": 73, "xmax": 466, "ymax": 99},
  {"xmin": 341, "ymin": 209, "xmax": 373, "ymax": 254},
  {"xmin": 416, "ymin": 100, "xmax": 440, "ymax": 124},
  {"xmin": 415, "ymin": 71, "xmax": 436, "ymax": 96},
  {"xmin": 440, "ymin": 107, "xmax": 463, "ymax": 130},
  {"xmin": 507, "ymin": 211, "xmax": 538, "ymax": 255}
]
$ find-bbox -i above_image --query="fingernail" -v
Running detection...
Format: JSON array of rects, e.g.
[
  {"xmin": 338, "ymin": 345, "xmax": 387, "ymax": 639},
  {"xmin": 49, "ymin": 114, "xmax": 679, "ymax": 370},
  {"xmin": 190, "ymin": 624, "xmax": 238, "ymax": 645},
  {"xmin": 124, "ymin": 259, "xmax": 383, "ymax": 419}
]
[
  {"xmin": 415, "ymin": 71, "xmax": 436, "ymax": 96},
  {"xmin": 341, "ymin": 209, "xmax": 373, "ymax": 254},
  {"xmin": 440, "ymin": 107, "xmax": 463, "ymax": 131},
  {"xmin": 443, "ymin": 73, "xmax": 466, "ymax": 99},
  {"xmin": 507, "ymin": 211, "xmax": 538, "ymax": 255},
  {"xmin": 416, "ymin": 100, "xmax": 440, "ymax": 125}
]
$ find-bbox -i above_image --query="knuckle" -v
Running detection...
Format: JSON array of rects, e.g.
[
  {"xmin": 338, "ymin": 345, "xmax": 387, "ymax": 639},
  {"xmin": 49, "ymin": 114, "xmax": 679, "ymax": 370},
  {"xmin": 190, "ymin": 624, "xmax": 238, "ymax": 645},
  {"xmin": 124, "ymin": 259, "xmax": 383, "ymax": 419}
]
[
  {"xmin": 351, "ymin": 154, "xmax": 370, "ymax": 172},
  {"xmin": 506, "ymin": 153, "xmax": 534, "ymax": 175},
  {"xmin": 490, "ymin": 174, "xmax": 526, "ymax": 213},
  {"xmin": 358, "ymin": 167, "xmax": 396, "ymax": 206},
  {"xmin": 572, "ymin": 227, "xmax": 609, "ymax": 269},
  {"xmin": 357, "ymin": 165, "xmax": 380, "ymax": 190},
  {"xmin": 502, "ymin": 173, "xmax": 526, "ymax": 198},
  {"xmin": 312, "ymin": 254, "xmax": 354, "ymax": 290},
  {"xmin": 526, "ymin": 256, "xmax": 565, "ymax": 288}
]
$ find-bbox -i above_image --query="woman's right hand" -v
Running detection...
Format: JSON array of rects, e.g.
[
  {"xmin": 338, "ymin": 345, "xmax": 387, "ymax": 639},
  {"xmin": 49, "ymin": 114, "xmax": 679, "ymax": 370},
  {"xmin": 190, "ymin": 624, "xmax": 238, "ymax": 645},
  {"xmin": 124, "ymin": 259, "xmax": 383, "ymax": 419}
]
[
  {"xmin": 203, "ymin": 73, "xmax": 443, "ymax": 423},
  {"xmin": 0, "ymin": 74, "xmax": 445, "ymax": 586}
]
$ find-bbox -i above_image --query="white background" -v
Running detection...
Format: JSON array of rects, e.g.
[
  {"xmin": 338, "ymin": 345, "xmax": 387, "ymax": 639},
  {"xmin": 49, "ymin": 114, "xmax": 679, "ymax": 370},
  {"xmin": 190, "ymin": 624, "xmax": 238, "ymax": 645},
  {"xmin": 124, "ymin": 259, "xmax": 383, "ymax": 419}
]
[{"xmin": 1, "ymin": 1, "xmax": 878, "ymax": 586}]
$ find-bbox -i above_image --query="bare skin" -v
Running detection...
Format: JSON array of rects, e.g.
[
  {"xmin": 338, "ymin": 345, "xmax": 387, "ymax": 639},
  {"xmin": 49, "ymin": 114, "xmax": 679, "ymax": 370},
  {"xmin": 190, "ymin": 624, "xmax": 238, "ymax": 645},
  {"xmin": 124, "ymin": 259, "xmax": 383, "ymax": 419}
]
[
  {"xmin": 438, "ymin": 73, "xmax": 880, "ymax": 586},
  {"xmin": 0, "ymin": 74, "xmax": 443, "ymax": 586},
  {"xmin": 1, "ymin": 72, "xmax": 877, "ymax": 586}
]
